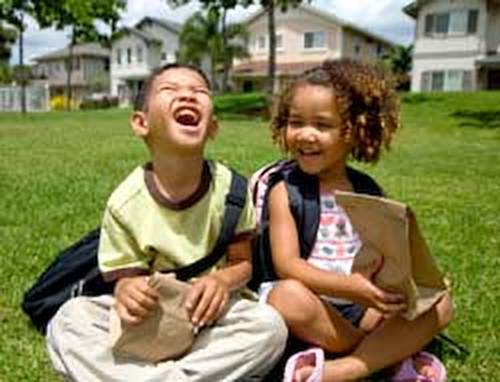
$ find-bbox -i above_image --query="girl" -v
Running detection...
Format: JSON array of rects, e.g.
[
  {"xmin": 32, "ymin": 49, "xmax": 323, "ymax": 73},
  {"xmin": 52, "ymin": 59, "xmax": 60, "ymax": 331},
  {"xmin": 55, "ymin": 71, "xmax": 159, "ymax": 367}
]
[{"xmin": 264, "ymin": 59, "xmax": 453, "ymax": 381}]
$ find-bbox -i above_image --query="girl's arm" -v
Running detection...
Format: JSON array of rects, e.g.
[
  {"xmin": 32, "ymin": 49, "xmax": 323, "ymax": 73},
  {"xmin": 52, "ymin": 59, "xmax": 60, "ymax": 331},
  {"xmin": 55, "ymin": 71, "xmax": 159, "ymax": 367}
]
[{"xmin": 269, "ymin": 181, "xmax": 406, "ymax": 315}]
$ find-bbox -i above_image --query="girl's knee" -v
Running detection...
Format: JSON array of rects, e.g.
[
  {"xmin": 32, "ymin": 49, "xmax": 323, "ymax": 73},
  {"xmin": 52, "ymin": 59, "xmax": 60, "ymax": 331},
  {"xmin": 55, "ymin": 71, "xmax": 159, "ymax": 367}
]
[
  {"xmin": 436, "ymin": 292, "xmax": 454, "ymax": 330},
  {"xmin": 267, "ymin": 279, "xmax": 318, "ymax": 326}
]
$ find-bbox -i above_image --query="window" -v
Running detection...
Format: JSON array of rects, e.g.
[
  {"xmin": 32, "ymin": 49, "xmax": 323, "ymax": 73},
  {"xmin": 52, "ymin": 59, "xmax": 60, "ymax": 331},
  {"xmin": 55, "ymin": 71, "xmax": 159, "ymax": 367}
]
[
  {"xmin": 422, "ymin": 70, "xmax": 473, "ymax": 92},
  {"xmin": 304, "ymin": 31, "xmax": 326, "ymax": 49},
  {"xmin": 127, "ymin": 48, "xmax": 132, "ymax": 64},
  {"xmin": 161, "ymin": 52, "xmax": 167, "ymax": 61},
  {"xmin": 424, "ymin": 9, "xmax": 479, "ymax": 36},
  {"xmin": 137, "ymin": 46, "xmax": 143, "ymax": 63},
  {"xmin": 276, "ymin": 34, "xmax": 283, "ymax": 49},
  {"xmin": 352, "ymin": 36, "xmax": 362, "ymax": 55},
  {"xmin": 258, "ymin": 36, "xmax": 266, "ymax": 50},
  {"xmin": 377, "ymin": 44, "xmax": 385, "ymax": 58},
  {"xmin": 116, "ymin": 49, "xmax": 121, "ymax": 65}
]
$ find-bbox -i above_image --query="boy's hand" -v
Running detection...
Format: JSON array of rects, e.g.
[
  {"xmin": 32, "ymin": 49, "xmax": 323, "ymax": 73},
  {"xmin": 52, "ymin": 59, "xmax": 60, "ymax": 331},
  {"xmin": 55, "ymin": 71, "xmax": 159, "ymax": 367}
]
[
  {"xmin": 351, "ymin": 256, "xmax": 407, "ymax": 318},
  {"xmin": 114, "ymin": 276, "xmax": 159, "ymax": 325},
  {"xmin": 185, "ymin": 275, "xmax": 229, "ymax": 329}
]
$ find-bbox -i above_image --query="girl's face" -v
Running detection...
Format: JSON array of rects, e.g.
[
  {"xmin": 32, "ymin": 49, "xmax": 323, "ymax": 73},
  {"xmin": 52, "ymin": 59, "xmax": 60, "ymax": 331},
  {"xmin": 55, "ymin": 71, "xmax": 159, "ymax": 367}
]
[{"xmin": 285, "ymin": 84, "xmax": 352, "ymax": 180}]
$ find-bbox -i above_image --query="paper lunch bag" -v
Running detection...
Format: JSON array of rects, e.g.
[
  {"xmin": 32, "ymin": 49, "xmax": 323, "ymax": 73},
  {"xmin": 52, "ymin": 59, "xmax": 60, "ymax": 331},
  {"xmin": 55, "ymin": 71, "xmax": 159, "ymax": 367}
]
[
  {"xmin": 335, "ymin": 191, "xmax": 448, "ymax": 320},
  {"xmin": 110, "ymin": 272, "xmax": 194, "ymax": 362}
]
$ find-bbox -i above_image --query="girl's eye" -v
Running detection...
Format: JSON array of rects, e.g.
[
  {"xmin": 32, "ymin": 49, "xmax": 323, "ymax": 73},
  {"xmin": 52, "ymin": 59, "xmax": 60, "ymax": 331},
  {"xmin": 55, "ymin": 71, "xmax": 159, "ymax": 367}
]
[
  {"xmin": 288, "ymin": 120, "xmax": 302, "ymax": 129},
  {"xmin": 317, "ymin": 123, "xmax": 332, "ymax": 130}
]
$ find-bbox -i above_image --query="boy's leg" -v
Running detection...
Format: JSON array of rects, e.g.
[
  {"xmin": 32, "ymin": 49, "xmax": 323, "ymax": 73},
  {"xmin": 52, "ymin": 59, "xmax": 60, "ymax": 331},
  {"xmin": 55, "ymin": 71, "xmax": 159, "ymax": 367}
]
[
  {"xmin": 321, "ymin": 292, "xmax": 453, "ymax": 382},
  {"xmin": 177, "ymin": 297, "xmax": 288, "ymax": 381},
  {"xmin": 47, "ymin": 294, "xmax": 287, "ymax": 382}
]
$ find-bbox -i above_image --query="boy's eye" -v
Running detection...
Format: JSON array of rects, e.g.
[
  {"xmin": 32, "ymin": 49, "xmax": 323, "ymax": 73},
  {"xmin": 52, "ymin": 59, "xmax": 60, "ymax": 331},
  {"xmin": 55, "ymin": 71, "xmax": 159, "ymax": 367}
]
[{"xmin": 195, "ymin": 88, "xmax": 211, "ymax": 96}]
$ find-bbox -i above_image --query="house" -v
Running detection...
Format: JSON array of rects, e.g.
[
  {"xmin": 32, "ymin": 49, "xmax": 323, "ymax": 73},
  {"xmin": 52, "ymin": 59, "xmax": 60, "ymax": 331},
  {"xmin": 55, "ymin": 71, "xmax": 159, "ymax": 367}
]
[
  {"xmin": 110, "ymin": 17, "xmax": 181, "ymax": 106},
  {"xmin": 404, "ymin": 0, "xmax": 500, "ymax": 92},
  {"xmin": 32, "ymin": 43, "xmax": 110, "ymax": 102},
  {"xmin": 232, "ymin": 4, "xmax": 396, "ymax": 93}
]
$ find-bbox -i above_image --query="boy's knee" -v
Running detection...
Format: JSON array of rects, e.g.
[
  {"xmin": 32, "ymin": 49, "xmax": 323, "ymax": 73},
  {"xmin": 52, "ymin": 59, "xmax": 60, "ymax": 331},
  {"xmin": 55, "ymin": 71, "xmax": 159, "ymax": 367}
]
[
  {"xmin": 255, "ymin": 304, "xmax": 288, "ymax": 352},
  {"xmin": 267, "ymin": 279, "xmax": 318, "ymax": 326}
]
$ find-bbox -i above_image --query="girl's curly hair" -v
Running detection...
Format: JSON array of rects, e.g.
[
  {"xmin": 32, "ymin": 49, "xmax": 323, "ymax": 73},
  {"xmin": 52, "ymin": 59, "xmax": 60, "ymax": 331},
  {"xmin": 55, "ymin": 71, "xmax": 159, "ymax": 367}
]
[{"xmin": 271, "ymin": 58, "xmax": 401, "ymax": 163}]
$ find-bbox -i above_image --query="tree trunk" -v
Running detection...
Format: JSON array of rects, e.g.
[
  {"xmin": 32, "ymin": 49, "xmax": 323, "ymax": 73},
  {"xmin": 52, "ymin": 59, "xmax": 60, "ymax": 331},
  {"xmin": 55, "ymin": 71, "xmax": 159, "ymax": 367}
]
[
  {"xmin": 19, "ymin": 13, "xmax": 26, "ymax": 114},
  {"xmin": 221, "ymin": 8, "xmax": 230, "ymax": 93},
  {"xmin": 66, "ymin": 29, "xmax": 75, "ymax": 111},
  {"xmin": 266, "ymin": 0, "xmax": 276, "ymax": 106}
]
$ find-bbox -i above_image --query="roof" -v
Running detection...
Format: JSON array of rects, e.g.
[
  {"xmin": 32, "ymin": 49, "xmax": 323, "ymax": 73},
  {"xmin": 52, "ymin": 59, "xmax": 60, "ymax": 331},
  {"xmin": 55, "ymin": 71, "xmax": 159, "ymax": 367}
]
[
  {"xmin": 135, "ymin": 16, "xmax": 181, "ymax": 34},
  {"xmin": 232, "ymin": 60, "xmax": 324, "ymax": 77},
  {"xmin": 113, "ymin": 27, "xmax": 162, "ymax": 44},
  {"xmin": 241, "ymin": 3, "xmax": 397, "ymax": 48},
  {"xmin": 476, "ymin": 54, "xmax": 500, "ymax": 67},
  {"xmin": 33, "ymin": 43, "xmax": 109, "ymax": 62},
  {"xmin": 403, "ymin": 0, "xmax": 500, "ymax": 18}
]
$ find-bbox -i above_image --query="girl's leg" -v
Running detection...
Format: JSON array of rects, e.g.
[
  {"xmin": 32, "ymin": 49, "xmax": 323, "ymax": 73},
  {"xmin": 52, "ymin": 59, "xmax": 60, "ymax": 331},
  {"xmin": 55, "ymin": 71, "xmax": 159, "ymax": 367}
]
[
  {"xmin": 267, "ymin": 279, "xmax": 363, "ymax": 353},
  {"xmin": 321, "ymin": 292, "xmax": 453, "ymax": 382}
]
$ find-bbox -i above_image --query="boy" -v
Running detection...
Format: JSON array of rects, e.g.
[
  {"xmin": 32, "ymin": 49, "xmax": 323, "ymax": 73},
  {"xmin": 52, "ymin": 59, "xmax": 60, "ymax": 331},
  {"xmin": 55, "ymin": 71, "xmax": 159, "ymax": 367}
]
[{"xmin": 46, "ymin": 64, "xmax": 287, "ymax": 382}]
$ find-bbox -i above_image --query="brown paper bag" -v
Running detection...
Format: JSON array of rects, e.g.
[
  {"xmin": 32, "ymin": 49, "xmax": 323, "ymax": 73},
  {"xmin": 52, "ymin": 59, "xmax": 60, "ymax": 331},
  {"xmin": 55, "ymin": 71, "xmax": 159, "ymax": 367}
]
[
  {"xmin": 110, "ymin": 273, "xmax": 194, "ymax": 362},
  {"xmin": 335, "ymin": 191, "xmax": 448, "ymax": 320}
]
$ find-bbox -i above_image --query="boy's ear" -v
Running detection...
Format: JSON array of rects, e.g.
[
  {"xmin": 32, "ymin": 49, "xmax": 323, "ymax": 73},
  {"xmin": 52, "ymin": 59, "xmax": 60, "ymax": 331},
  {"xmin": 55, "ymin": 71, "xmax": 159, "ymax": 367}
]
[
  {"xmin": 208, "ymin": 116, "xmax": 219, "ymax": 139},
  {"xmin": 130, "ymin": 111, "xmax": 149, "ymax": 137}
]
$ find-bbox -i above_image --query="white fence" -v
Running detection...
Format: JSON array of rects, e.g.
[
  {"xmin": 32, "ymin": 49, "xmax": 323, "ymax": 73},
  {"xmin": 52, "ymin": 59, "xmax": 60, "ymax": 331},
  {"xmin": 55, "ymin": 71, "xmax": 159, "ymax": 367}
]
[{"xmin": 0, "ymin": 84, "xmax": 50, "ymax": 112}]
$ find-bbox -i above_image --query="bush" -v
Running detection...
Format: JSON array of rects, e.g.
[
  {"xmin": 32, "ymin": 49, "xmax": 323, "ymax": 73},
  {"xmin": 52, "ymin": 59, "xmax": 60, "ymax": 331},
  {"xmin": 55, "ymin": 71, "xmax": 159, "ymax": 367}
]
[
  {"xmin": 50, "ymin": 95, "xmax": 79, "ymax": 111},
  {"xmin": 214, "ymin": 92, "xmax": 267, "ymax": 118},
  {"xmin": 80, "ymin": 93, "xmax": 119, "ymax": 110}
]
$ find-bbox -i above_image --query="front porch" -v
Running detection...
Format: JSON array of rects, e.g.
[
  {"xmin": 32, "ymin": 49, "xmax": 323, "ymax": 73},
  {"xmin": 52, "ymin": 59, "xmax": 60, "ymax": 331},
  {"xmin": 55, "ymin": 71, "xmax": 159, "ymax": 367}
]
[{"xmin": 476, "ymin": 55, "xmax": 500, "ymax": 90}]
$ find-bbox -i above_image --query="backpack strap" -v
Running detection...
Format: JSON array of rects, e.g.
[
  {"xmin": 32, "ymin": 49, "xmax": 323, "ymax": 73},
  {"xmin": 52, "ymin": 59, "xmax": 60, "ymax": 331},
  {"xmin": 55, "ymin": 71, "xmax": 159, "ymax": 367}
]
[{"xmin": 174, "ymin": 168, "xmax": 247, "ymax": 281}]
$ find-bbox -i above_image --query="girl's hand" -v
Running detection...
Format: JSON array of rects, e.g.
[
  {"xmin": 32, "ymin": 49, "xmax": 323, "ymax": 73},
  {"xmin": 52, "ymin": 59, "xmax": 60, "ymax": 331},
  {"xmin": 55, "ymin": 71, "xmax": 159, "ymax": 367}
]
[
  {"xmin": 114, "ymin": 276, "xmax": 159, "ymax": 325},
  {"xmin": 185, "ymin": 275, "xmax": 230, "ymax": 329},
  {"xmin": 350, "ymin": 273, "xmax": 407, "ymax": 318},
  {"xmin": 351, "ymin": 256, "xmax": 406, "ymax": 317}
]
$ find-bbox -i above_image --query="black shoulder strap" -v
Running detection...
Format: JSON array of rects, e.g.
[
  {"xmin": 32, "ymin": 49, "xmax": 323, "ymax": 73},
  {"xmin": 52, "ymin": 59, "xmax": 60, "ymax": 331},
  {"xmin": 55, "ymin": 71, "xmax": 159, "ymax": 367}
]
[{"xmin": 174, "ymin": 169, "xmax": 247, "ymax": 281}]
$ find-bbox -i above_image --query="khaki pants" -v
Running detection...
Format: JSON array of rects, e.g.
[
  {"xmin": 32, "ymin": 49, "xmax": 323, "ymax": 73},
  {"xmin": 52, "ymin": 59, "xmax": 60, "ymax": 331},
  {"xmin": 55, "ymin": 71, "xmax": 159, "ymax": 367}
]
[{"xmin": 46, "ymin": 295, "xmax": 287, "ymax": 382}]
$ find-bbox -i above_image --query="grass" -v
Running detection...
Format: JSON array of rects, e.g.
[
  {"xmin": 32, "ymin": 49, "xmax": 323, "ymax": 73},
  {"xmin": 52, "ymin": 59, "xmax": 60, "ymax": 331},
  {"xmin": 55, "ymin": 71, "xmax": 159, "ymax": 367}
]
[{"xmin": 1, "ymin": 91, "xmax": 499, "ymax": 381}]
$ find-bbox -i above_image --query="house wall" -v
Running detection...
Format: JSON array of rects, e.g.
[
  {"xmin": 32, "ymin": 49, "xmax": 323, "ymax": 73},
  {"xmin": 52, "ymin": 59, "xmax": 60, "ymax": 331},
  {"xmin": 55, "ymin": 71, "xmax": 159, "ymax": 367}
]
[
  {"xmin": 111, "ymin": 34, "xmax": 158, "ymax": 96},
  {"xmin": 486, "ymin": 3, "xmax": 500, "ymax": 53},
  {"xmin": 341, "ymin": 28, "xmax": 391, "ymax": 61},
  {"xmin": 242, "ymin": 7, "xmax": 343, "ymax": 65},
  {"xmin": 138, "ymin": 22, "xmax": 179, "ymax": 64},
  {"xmin": 411, "ymin": 0, "xmax": 490, "ymax": 91}
]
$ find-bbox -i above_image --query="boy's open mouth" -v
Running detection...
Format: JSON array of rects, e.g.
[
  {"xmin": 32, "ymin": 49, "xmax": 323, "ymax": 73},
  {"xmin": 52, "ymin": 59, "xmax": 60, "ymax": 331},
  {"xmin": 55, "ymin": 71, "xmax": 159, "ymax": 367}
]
[{"xmin": 174, "ymin": 107, "xmax": 201, "ymax": 126}]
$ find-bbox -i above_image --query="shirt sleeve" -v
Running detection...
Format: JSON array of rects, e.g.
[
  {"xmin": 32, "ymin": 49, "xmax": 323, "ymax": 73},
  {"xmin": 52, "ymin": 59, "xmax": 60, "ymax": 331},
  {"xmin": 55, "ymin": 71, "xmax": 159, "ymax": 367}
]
[
  {"xmin": 232, "ymin": 187, "xmax": 257, "ymax": 241},
  {"xmin": 98, "ymin": 206, "xmax": 150, "ymax": 281}
]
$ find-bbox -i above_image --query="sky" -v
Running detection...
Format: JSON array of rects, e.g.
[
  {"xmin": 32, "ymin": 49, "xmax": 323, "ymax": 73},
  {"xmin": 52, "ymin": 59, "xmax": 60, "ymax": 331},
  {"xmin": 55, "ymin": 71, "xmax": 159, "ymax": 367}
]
[{"xmin": 9, "ymin": 0, "xmax": 415, "ymax": 65}]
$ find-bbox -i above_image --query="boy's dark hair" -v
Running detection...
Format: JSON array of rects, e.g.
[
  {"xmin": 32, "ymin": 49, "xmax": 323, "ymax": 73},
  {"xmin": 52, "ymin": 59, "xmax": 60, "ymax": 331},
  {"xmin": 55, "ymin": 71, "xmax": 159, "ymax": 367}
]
[
  {"xmin": 271, "ymin": 58, "xmax": 400, "ymax": 163},
  {"xmin": 134, "ymin": 63, "xmax": 211, "ymax": 111}
]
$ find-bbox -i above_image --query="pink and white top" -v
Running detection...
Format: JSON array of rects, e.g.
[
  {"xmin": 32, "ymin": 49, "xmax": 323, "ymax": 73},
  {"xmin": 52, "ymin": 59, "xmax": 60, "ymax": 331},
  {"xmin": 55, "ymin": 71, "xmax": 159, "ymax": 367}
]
[{"xmin": 308, "ymin": 192, "xmax": 361, "ymax": 305}]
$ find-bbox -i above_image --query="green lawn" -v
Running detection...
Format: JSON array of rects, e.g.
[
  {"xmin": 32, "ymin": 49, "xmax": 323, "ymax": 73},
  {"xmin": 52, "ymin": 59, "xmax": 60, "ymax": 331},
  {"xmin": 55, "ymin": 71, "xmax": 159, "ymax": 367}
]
[{"xmin": 1, "ymin": 92, "xmax": 499, "ymax": 381}]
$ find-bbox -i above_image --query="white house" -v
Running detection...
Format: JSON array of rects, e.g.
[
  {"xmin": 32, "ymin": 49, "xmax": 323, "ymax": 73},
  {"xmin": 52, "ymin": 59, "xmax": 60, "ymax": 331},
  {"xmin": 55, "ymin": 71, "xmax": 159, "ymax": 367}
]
[
  {"xmin": 404, "ymin": 0, "xmax": 500, "ymax": 92},
  {"xmin": 232, "ymin": 4, "xmax": 396, "ymax": 92},
  {"xmin": 111, "ymin": 17, "xmax": 181, "ymax": 106}
]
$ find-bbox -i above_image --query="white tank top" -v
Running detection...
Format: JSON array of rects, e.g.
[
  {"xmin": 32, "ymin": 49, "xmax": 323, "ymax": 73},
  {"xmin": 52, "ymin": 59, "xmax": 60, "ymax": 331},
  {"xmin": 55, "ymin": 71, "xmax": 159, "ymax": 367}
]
[{"xmin": 307, "ymin": 192, "xmax": 362, "ymax": 304}]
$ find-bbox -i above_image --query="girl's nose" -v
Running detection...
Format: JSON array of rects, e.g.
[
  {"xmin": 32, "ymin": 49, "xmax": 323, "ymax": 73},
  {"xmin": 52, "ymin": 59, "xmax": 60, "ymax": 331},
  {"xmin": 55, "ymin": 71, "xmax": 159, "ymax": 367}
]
[{"xmin": 297, "ymin": 127, "xmax": 317, "ymax": 143}]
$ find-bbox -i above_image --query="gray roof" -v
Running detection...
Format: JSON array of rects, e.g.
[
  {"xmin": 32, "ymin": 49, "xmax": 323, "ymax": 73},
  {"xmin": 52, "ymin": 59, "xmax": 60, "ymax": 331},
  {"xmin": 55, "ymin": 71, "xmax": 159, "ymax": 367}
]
[
  {"xmin": 242, "ymin": 3, "xmax": 397, "ymax": 48},
  {"xmin": 114, "ymin": 27, "xmax": 162, "ymax": 44},
  {"xmin": 135, "ymin": 16, "xmax": 181, "ymax": 34},
  {"xmin": 33, "ymin": 42, "xmax": 109, "ymax": 62}
]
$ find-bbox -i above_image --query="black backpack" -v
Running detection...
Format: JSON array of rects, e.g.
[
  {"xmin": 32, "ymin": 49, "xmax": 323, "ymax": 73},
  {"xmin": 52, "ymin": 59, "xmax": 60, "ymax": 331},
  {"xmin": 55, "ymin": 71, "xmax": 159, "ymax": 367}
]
[
  {"xmin": 22, "ymin": 169, "xmax": 247, "ymax": 334},
  {"xmin": 248, "ymin": 160, "xmax": 384, "ymax": 291}
]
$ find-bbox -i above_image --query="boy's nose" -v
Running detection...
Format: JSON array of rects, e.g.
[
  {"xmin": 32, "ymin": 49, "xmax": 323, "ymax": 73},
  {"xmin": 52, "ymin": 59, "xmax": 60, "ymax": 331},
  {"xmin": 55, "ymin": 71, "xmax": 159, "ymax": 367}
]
[{"xmin": 177, "ymin": 88, "xmax": 196, "ymax": 101}]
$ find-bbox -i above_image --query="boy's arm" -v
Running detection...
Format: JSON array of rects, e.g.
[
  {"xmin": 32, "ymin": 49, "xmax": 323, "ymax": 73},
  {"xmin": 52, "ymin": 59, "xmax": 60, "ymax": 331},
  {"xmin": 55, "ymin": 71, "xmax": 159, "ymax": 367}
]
[{"xmin": 268, "ymin": 181, "xmax": 406, "ymax": 316}]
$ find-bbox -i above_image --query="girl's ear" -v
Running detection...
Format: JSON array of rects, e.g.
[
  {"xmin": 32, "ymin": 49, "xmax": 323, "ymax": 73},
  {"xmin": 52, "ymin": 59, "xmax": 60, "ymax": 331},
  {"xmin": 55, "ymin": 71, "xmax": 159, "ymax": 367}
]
[
  {"xmin": 343, "ymin": 121, "xmax": 354, "ymax": 144},
  {"xmin": 130, "ymin": 111, "xmax": 149, "ymax": 137},
  {"xmin": 208, "ymin": 116, "xmax": 219, "ymax": 139}
]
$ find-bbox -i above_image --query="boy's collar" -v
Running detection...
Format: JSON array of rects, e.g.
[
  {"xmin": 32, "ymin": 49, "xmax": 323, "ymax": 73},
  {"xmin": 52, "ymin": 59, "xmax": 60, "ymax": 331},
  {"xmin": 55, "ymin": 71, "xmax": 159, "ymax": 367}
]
[{"xmin": 143, "ymin": 161, "xmax": 212, "ymax": 210}]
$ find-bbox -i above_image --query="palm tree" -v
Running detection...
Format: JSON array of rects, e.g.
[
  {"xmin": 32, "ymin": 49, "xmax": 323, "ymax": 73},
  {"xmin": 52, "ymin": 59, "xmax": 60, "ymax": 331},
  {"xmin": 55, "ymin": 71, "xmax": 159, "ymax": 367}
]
[
  {"xmin": 179, "ymin": 8, "xmax": 248, "ymax": 92},
  {"xmin": 386, "ymin": 44, "xmax": 413, "ymax": 91}
]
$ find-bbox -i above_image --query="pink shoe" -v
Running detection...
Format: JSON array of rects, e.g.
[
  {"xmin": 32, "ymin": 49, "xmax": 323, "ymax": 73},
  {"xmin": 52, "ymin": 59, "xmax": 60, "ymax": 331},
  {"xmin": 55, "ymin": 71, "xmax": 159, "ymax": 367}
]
[
  {"xmin": 391, "ymin": 351, "xmax": 447, "ymax": 382},
  {"xmin": 283, "ymin": 347, "xmax": 324, "ymax": 382}
]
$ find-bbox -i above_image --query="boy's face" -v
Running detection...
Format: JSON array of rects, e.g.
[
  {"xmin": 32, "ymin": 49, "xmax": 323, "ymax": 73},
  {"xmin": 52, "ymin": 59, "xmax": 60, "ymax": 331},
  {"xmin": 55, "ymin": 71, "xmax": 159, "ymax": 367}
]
[{"xmin": 131, "ymin": 67, "xmax": 217, "ymax": 156}]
